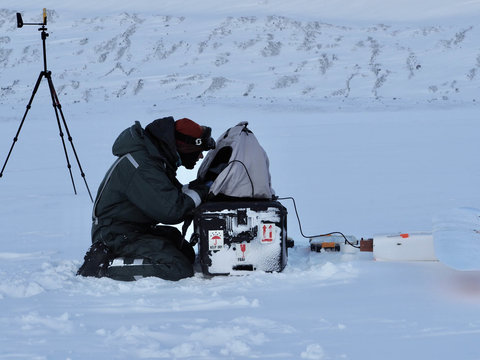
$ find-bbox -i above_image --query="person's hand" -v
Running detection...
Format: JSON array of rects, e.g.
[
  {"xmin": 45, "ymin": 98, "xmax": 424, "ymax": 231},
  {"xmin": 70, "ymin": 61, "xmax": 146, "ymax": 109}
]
[{"xmin": 188, "ymin": 181, "xmax": 210, "ymax": 201}]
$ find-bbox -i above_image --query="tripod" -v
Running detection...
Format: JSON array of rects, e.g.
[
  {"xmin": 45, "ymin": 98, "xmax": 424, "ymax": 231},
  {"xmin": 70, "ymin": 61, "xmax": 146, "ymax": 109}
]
[{"xmin": 0, "ymin": 10, "xmax": 93, "ymax": 202}]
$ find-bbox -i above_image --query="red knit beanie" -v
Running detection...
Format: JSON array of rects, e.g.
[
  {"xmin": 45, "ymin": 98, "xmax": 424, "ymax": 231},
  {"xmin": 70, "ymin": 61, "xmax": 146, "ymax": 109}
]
[{"xmin": 175, "ymin": 118, "xmax": 205, "ymax": 153}]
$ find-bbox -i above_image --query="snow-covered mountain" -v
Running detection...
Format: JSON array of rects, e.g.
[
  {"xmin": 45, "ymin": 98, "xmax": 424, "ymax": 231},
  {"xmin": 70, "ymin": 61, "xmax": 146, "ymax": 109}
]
[
  {"xmin": 1, "ymin": 7, "xmax": 479, "ymax": 110},
  {"xmin": 0, "ymin": 1, "xmax": 479, "ymax": 359}
]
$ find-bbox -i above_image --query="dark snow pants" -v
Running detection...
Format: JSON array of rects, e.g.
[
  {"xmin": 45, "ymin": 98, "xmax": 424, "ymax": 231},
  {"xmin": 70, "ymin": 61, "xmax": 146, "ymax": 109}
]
[{"xmin": 104, "ymin": 226, "xmax": 195, "ymax": 281}]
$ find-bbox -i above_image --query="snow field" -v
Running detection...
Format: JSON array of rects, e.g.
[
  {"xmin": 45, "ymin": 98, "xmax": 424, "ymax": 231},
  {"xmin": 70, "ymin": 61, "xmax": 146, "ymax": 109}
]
[{"xmin": 1, "ymin": 1, "xmax": 480, "ymax": 359}]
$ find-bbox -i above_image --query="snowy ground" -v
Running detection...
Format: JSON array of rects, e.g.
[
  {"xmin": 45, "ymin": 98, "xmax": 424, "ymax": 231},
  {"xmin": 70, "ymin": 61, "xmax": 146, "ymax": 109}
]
[{"xmin": 1, "ymin": 1, "xmax": 480, "ymax": 359}]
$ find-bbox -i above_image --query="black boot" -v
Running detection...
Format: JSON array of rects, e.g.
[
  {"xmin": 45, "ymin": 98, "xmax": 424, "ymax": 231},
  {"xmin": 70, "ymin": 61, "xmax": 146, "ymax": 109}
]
[{"xmin": 77, "ymin": 241, "xmax": 114, "ymax": 277}]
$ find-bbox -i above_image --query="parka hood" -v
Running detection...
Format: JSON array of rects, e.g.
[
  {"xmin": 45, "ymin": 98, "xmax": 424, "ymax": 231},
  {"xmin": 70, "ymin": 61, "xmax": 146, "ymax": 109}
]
[{"xmin": 112, "ymin": 120, "xmax": 180, "ymax": 171}]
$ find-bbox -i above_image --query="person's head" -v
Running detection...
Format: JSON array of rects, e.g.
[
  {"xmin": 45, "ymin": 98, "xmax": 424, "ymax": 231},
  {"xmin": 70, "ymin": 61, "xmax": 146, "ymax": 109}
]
[{"xmin": 175, "ymin": 118, "xmax": 215, "ymax": 169}]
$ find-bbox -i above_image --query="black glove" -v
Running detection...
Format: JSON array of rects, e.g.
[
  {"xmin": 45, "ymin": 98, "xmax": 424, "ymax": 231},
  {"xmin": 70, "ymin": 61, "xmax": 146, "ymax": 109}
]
[
  {"xmin": 188, "ymin": 179, "xmax": 210, "ymax": 202},
  {"xmin": 188, "ymin": 178, "xmax": 205, "ymax": 188}
]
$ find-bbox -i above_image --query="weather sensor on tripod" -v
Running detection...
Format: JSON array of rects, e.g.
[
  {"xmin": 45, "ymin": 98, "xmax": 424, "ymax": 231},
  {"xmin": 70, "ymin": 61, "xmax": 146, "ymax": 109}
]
[{"xmin": 1, "ymin": 9, "xmax": 93, "ymax": 202}]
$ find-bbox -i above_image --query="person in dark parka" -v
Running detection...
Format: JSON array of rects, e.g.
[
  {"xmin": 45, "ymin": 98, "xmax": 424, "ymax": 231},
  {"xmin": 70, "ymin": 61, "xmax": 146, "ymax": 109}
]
[{"xmin": 77, "ymin": 116, "xmax": 215, "ymax": 281}]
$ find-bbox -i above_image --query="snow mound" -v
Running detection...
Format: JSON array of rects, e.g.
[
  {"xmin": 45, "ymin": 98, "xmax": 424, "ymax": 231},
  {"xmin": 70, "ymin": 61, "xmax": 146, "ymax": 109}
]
[{"xmin": 434, "ymin": 207, "xmax": 480, "ymax": 270}]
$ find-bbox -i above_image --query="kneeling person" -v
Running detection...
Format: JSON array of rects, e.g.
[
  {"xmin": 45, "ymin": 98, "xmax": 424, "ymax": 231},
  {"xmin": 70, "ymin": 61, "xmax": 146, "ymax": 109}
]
[{"xmin": 77, "ymin": 117, "xmax": 215, "ymax": 281}]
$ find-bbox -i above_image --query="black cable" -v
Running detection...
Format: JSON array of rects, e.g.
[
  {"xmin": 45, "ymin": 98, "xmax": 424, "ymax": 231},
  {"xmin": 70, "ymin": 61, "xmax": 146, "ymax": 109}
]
[
  {"xmin": 277, "ymin": 196, "xmax": 360, "ymax": 249},
  {"xmin": 224, "ymin": 159, "xmax": 255, "ymax": 198},
  {"xmin": 208, "ymin": 158, "xmax": 359, "ymax": 249}
]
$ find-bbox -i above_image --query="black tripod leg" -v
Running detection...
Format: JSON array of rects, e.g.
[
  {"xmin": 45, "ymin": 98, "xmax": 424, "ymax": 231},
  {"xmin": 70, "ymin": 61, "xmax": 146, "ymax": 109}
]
[
  {"xmin": 0, "ymin": 72, "xmax": 44, "ymax": 178},
  {"xmin": 45, "ymin": 72, "xmax": 94, "ymax": 202},
  {"xmin": 44, "ymin": 72, "xmax": 78, "ymax": 196}
]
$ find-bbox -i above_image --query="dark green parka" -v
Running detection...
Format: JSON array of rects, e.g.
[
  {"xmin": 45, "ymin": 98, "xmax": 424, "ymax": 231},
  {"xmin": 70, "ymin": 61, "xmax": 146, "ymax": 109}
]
[{"xmin": 91, "ymin": 118, "xmax": 203, "ymax": 279}]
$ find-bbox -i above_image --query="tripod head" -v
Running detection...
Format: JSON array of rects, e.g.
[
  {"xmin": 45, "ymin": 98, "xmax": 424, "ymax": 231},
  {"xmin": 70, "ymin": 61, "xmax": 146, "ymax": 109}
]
[
  {"xmin": 16, "ymin": 8, "xmax": 47, "ymax": 29},
  {"xmin": 17, "ymin": 9, "xmax": 50, "ymax": 71}
]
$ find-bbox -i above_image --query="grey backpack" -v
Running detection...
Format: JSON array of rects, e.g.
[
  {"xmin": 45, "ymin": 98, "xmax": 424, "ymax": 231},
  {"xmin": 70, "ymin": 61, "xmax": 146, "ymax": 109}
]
[{"xmin": 197, "ymin": 122, "xmax": 274, "ymax": 199}]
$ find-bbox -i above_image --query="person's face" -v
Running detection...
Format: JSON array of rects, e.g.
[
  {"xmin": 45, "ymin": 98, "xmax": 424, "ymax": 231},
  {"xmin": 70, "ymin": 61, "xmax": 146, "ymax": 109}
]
[
  {"xmin": 180, "ymin": 151, "xmax": 203, "ymax": 169},
  {"xmin": 191, "ymin": 152, "xmax": 204, "ymax": 168}
]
